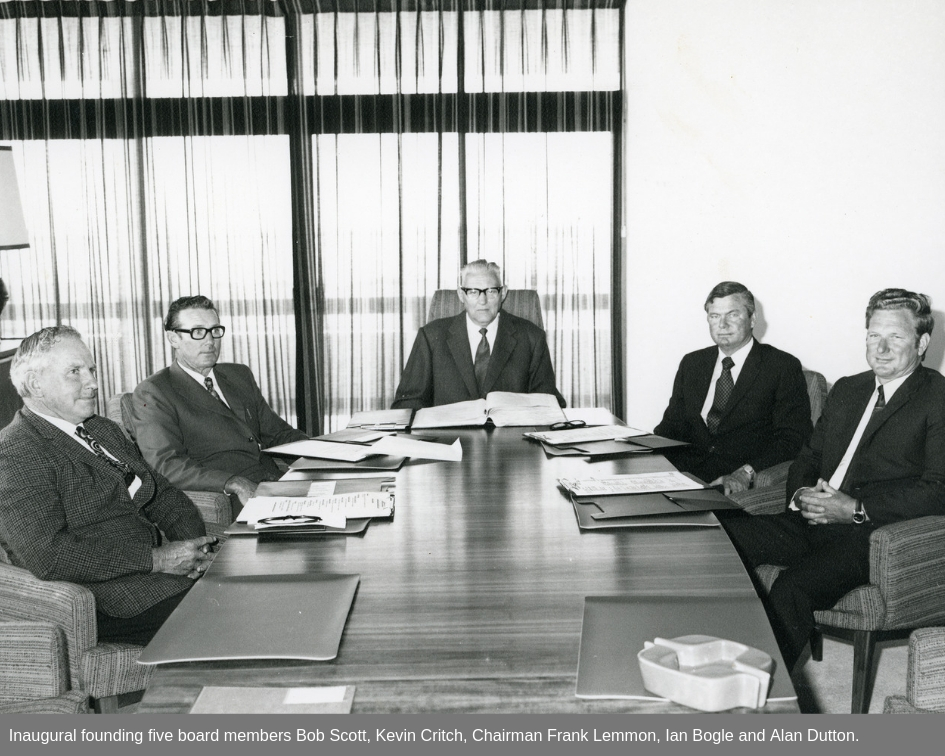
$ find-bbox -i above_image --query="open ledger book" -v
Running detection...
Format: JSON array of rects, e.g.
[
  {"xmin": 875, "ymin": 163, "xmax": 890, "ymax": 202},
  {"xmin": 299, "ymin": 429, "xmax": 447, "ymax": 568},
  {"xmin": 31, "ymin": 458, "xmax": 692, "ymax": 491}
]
[{"xmin": 412, "ymin": 391, "xmax": 565, "ymax": 429}]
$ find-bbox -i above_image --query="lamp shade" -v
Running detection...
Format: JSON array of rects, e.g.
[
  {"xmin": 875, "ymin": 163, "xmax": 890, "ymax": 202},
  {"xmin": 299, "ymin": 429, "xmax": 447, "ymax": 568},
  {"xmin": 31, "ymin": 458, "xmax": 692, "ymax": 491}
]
[{"xmin": 0, "ymin": 146, "xmax": 29, "ymax": 250}]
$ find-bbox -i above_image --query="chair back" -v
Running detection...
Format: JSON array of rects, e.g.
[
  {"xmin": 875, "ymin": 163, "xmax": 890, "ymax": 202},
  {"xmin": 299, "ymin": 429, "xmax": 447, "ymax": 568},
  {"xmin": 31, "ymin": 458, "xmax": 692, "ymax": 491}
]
[
  {"xmin": 802, "ymin": 369, "xmax": 828, "ymax": 425},
  {"xmin": 427, "ymin": 289, "xmax": 544, "ymax": 330},
  {"xmin": 104, "ymin": 393, "xmax": 136, "ymax": 441}
]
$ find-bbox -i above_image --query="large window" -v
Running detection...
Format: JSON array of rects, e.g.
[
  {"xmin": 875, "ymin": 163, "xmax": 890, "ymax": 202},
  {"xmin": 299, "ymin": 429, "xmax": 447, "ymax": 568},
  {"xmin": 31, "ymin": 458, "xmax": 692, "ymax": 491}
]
[{"xmin": 0, "ymin": 1, "xmax": 623, "ymax": 432}]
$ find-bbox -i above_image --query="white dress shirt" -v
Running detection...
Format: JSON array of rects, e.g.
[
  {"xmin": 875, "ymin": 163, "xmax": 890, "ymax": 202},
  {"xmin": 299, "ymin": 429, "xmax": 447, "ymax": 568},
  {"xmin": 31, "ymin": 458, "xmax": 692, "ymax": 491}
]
[
  {"xmin": 700, "ymin": 339, "xmax": 755, "ymax": 422},
  {"xmin": 466, "ymin": 313, "xmax": 500, "ymax": 364}
]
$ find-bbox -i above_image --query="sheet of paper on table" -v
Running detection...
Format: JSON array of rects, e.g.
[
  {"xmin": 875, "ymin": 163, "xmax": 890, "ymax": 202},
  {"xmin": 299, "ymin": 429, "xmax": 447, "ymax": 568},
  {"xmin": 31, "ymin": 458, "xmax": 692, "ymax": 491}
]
[
  {"xmin": 238, "ymin": 492, "xmax": 394, "ymax": 527},
  {"xmin": 525, "ymin": 424, "xmax": 647, "ymax": 445},
  {"xmin": 190, "ymin": 685, "xmax": 355, "ymax": 714},
  {"xmin": 371, "ymin": 433, "xmax": 463, "ymax": 461},
  {"xmin": 559, "ymin": 471, "xmax": 704, "ymax": 497},
  {"xmin": 264, "ymin": 439, "xmax": 375, "ymax": 462}
]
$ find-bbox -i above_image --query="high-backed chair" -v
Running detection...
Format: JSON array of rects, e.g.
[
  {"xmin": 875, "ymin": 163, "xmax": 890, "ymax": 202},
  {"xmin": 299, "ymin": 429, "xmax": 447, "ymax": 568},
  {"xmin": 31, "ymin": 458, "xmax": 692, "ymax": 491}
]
[
  {"xmin": 427, "ymin": 288, "xmax": 545, "ymax": 330},
  {"xmin": 0, "ymin": 621, "xmax": 90, "ymax": 713},
  {"xmin": 731, "ymin": 481, "xmax": 945, "ymax": 713},
  {"xmin": 884, "ymin": 627, "xmax": 945, "ymax": 713},
  {"xmin": 0, "ymin": 554, "xmax": 151, "ymax": 713},
  {"xmin": 753, "ymin": 369, "xmax": 828, "ymax": 488},
  {"xmin": 105, "ymin": 393, "xmax": 231, "ymax": 530}
]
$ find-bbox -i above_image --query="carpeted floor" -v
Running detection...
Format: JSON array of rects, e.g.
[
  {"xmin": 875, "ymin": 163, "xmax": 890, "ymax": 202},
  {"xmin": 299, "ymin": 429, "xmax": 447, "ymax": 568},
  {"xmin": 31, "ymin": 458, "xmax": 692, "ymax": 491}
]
[{"xmin": 791, "ymin": 636, "xmax": 909, "ymax": 713}]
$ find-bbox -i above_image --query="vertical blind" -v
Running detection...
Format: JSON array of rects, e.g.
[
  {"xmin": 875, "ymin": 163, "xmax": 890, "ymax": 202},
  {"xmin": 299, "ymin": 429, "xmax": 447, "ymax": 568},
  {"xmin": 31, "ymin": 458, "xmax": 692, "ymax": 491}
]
[{"xmin": 0, "ymin": 1, "xmax": 623, "ymax": 433}]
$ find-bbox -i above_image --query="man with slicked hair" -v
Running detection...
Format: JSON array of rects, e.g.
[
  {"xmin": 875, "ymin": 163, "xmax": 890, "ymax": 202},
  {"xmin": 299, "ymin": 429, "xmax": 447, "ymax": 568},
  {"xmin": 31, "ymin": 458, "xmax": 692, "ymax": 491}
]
[
  {"xmin": 392, "ymin": 259, "xmax": 565, "ymax": 409},
  {"xmin": 130, "ymin": 295, "xmax": 307, "ymax": 514},
  {"xmin": 655, "ymin": 281, "xmax": 812, "ymax": 493},
  {"xmin": 724, "ymin": 288, "xmax": 945, "ymax": 671}
]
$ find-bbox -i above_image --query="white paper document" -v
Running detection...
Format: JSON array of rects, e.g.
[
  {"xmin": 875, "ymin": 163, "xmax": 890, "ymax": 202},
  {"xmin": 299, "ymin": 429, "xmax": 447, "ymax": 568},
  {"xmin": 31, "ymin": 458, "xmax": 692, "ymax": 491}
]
[
  {"xmin": 558, "ymin": 471, "xmax": 704, "ymax": 497},
  {"xmin": 370, "ymin": 434, "xmax": 463, "ymax": 461},
  {"xmin": 238, "ymin": 492, "xmax": 394, "ymax": 527},
  {"xmin": 412, "ymin": 392, "xmax": 565, "ymax": 428},
  {"xmin": 264, "ymin": 439, "xmax": 374, "ymax": 462},
  {"xmin": 525, "ymin": 424, "xmax": 647, "ymax": 446}
]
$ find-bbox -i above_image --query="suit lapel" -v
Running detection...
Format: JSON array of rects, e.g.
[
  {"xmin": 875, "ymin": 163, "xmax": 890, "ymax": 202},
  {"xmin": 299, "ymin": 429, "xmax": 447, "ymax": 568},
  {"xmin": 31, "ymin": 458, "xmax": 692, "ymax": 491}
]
[
  {"xmin": 212, "ymin": 367, "xmax": 257, "ymax": 437},
  {"xmin": 446, "ymin": 315, "xmax": 480, "ymax": 399},
  {"xmin": 692, "ymin": 348, "xmax": 717, "ymax": 436},
  {"xmin": 858, "ymin": 368, "xmax": 925, "ymax": 449},
  {"xmin": 169, "ymin": 362, "xmax": 241, "ymax": 422},
  {"xmin": 482, "ymin": 314, "xmax": 517, "ymax": 395},
  {"xmin": 825, "ymin": 374, "xmax": 877, "ymax": 472}
]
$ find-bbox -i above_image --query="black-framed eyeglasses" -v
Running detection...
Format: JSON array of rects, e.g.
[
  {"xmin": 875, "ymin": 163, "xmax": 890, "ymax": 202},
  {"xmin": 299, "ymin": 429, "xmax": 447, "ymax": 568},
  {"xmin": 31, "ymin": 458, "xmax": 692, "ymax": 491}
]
[
  {"xmin": 550, "ymin": 419, "xmax": 587, "ymax": 431},
  {"xmin": 461, "ymin": 287, "xmax": 502, "ymax": 299},
  {"xmin": 170, "ymin": 325, "xmax": 226, "ymax": 340}
]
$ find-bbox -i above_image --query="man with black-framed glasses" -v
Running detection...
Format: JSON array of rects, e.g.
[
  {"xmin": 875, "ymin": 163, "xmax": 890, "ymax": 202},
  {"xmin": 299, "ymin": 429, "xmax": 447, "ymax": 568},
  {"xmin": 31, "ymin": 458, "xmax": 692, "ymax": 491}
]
[
  {"xmin": 392, "ymin": 259, "xmax": 564, "ymax": 409},
  {"xmin": 129, "ymin": 295, "xmax": 307, "ymax": 518}
]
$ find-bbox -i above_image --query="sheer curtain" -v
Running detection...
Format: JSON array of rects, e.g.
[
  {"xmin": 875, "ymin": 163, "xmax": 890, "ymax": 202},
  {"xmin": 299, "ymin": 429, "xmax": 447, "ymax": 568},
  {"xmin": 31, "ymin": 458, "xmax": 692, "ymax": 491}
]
[
  {"xmin": 0, "ymin": 3, "xmax": 297, "ymax": 420},
  {"xmin": 303, "ymin": 4, "xmax": 620, "ymax": 430},
  {"xmin": 1, "ymin": 1, "xmax": 622, "ymax": 433}
]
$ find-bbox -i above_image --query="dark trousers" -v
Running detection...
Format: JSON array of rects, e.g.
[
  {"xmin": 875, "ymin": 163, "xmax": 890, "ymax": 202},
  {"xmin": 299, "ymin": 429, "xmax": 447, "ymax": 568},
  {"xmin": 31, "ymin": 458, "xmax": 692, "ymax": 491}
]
[
  {"xmin": 722, "ymin": 511, "xmax": 873, "ymax": 670},
  {"xmin": 96, "ymin": 588, "xmax": 190, "ymax": 646}
]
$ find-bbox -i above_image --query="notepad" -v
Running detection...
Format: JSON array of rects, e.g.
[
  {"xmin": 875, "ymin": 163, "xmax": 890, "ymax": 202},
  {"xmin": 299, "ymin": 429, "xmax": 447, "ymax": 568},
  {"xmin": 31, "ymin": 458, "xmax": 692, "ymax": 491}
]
[{"xmin": 559, "ymin": 471, "xmax": 704, "ymax": 497}]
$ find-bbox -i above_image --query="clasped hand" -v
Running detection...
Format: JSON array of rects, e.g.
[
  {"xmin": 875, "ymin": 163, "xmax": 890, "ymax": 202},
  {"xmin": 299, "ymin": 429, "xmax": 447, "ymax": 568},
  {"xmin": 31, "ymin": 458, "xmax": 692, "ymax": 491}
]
[
  {"xmin": 152, "ymin": 536, "xmax": 218, "ymax": 580},
  {"xmin": 796, "ymin": 479, "xmax": 856, "ymax": 526},
  {"xmin": 710, "ymin": 467, "xmax": 752, "ymax": 496}
]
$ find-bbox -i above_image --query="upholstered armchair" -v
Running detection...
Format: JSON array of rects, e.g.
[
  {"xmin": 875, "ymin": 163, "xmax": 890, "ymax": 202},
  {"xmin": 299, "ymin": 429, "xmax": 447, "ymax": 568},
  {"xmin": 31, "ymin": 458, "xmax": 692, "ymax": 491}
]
[
  {"xmin": 0, "ymin": 557, "xmax": 151, "ymax": 713},
  {"xmin": 0, "ymin": 621, "xmax": 90, "ymax": 714},
  {"xmin": 731, "ymin": 484, "xmax": 945, "ymax": 713},
  {"xmin": 884, "ymin": 628, "xmax": 945, "ymax": 713}
]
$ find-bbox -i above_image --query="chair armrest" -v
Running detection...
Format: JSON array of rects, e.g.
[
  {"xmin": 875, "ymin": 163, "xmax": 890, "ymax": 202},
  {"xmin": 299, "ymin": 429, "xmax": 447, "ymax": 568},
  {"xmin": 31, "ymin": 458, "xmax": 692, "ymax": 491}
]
[
  {"xmin": 0, "ymin": 690, "xmax": 89, "ymax": 714},
  {"xmin": 870, "ymin": 516, "xmax": 945, "ymax": 628},
  {"xmin": 0, "ymin": 621, "xmax": 70, "ymax": 702},
  {"xmin": 728, "ymin": 483, "xmax": 786, "ymax": 516},
  {"xmin": 755, "ymin": 461, "xmax": 792, "ymax": 489},
  {"xmin": 184, "ymin": 490, "xmax": 233, "ymax": 526},
  {"xmin": 904, "ymin": 627, "xmax": 945, "ymax": 712}
]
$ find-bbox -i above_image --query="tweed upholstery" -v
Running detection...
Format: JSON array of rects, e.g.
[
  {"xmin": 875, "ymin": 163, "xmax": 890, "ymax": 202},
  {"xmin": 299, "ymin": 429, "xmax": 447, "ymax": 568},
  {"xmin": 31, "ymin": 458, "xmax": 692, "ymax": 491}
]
[
  {"xmin": 729, "ymin": 484, "xmax": 785, "ymax": 516},
  {"xmin": 106, "ymin": 393, "xmax": 231, "ymax": 526},
  {"xmin": 0, "ymin": 622, "xmax": 70, "ymax": 702},
  {"xmin": 0, "ymin": 561, "xmax": 151, "ymax": 700},
  {"xmin": 427, "ymin": 289, "xmax": 545, "ymax": 330},
  {"xmin": 884, "ymin": 628, "xmax": 945, "ymax": 713},
  {"xmin": 0, "ymin": 691, "xmax": 89, "ymax": 714}
]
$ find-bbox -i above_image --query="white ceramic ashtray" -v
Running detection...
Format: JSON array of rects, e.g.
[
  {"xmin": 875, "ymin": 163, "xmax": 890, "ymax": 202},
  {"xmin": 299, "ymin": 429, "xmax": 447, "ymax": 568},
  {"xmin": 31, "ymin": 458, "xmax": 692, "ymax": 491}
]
[{"xmin": 637, "ymin": 635, "xmax": 774, "ymax": 711}]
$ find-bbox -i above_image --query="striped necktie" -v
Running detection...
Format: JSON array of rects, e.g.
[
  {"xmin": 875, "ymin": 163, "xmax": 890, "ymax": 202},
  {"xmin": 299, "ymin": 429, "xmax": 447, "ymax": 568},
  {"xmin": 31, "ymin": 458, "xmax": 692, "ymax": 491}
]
[
  {"xmin": 204, "ymin": 376, "xmax": 223, "ymax": 402},
  {"xmin": 474, "ymin": 327, "xmax": 491, "ymax": 394},
  {"xmin": 706, "ymin": 356, "xmax": 735, "ymax": 435}
]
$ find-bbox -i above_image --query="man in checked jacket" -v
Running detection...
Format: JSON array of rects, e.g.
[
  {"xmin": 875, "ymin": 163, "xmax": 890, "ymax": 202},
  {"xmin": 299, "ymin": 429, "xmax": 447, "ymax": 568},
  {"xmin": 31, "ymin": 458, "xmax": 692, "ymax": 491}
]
[{"xmin": 0, "ymin": 326, "xmax": 216, "ymax": 645}]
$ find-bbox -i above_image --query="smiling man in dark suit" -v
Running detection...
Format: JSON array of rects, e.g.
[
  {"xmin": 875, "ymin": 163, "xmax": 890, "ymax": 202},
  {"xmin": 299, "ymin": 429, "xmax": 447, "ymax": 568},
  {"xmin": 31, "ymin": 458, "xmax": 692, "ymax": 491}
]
[
  {"xmin": 130, "ymin": 296, "xmax": 307, "ymax": 511},
  {"xmin": 0, "ymin": 326, "xmax": 215, "ymax": 645},
  {"xmin": 392, "ymin": 259, "xmax": 565, "ymax": 409},
  {"xmin": 723, "ymin": 288, "xmax": 945, "ymax": 671},
  {"xmin": 654, "ymin": 281, "xmax": 812, "ymax": 493}
]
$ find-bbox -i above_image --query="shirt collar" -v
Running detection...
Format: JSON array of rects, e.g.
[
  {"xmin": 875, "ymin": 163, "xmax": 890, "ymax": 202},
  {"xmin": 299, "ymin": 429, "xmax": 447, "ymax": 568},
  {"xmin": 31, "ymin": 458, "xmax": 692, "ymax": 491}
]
[
  {"xmin": 177, "ymin": 360, "xmax": 219, "ymax": 387},
  {"xmin": 30, "ymin": 408, "xmax": 83, "ymax": 437},
  {"xmin": 466, "ymin": 312, "xmax": 500, "ymax": 339},
  {"xmin": 876, "ymin": 368, "xmax": 915, "ymax": 402},
  {"xmin": 717, "ymin": 337, "xmax": 754, "ymax": 368}
]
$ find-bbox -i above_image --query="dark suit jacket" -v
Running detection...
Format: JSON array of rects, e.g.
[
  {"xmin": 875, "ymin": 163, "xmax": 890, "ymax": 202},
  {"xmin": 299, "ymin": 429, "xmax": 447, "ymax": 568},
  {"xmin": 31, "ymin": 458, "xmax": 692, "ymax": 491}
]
[
  {"xmin": 129, "ymin": 362, "xmax": 307, "ymax": 492},
  {"xmin": 391, "ymin": 312, "xmax": 565, "ymax": 409},
  {"xmin": 0, "ymin": 409, "xmax": 205, "ymax": 618},
  {"xmin": 654, "ymin": 341, "xmax": 812, "ymax": 482},
  {"xmin": 786, "ymin": 366, "xmax": 945, "ymax": 526}
]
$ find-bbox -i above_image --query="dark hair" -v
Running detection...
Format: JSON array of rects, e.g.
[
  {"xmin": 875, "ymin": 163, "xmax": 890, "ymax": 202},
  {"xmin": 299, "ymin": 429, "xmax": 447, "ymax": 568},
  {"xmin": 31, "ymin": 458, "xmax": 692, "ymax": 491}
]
[
  {"xmin": 164, "ymin": 295, "xmax": 217, "ymax": 331},
  {"xmin": 704, "ymin": 281, "xmax": 755, "ymax": 317},
  {"xmin": 865, "ymin": 288, "xmax": 934, "ymax": 348},
  {"xmin": 9, "ymin": 325, "xmax": 83, "ymax": 398}
]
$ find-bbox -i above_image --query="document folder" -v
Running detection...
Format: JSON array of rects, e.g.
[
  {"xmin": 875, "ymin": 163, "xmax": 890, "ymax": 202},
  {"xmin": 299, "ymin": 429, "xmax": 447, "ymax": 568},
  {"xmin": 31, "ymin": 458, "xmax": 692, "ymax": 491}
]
[
  {"xmin": 138, "ymin": 573, "xmax": 360, "ymax": 664},
  {"xmin": 576, "ymin": 595, "xmax": 796, "ymax": 703}
]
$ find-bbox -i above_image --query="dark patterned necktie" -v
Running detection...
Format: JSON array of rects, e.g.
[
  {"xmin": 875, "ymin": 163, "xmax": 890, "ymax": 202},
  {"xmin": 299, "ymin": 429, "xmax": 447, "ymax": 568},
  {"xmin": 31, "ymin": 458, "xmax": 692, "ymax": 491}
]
[
  {"xmin": 75, "ymin": 425, "xmax": 136, "ymax": 487},
  {"xmin": 204, "ymin": 376, "xmax": 223, "ymax": 401},
  {"xmin": 474, "ymin": 327, "xmax": 491, "ymax": 393},
  {"xmin": 874, "ymin": 384, "xmax": 886, "ymax": 412},
  {"xmin": 706, "ymin": 356, "xmax": 735, "ymax": 435}
]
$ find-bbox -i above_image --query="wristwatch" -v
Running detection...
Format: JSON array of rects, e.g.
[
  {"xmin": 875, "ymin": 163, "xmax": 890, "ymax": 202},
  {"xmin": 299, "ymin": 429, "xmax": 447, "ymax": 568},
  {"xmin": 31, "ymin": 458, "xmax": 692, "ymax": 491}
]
[
  {"xmin": 852, "ymin": 499, "xmax": 867, "ymax": 525},
  {"xmin": 740, "ymin": 464, "xmax": 756, "ymax": 489}
]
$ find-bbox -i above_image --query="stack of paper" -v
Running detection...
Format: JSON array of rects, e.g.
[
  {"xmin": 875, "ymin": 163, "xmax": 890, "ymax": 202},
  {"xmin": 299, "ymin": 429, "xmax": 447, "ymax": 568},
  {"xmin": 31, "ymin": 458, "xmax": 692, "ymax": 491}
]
[
  {"xmin": 558, "ymin": 471, "xmax": 704, "ymax": 497},
  {"xmin": 413, "ymin": 391, "xmax": 565, "ymax": 428},
  {"xmin": 238, "ymin": 491, "xmax": 395, "ymax": 531},
  {"xmin": 370, "ymin": 433, "xmax": 463, "ymax": 461},
  {"xmin": 525, "ymin": 424, "xmax": 646, "ymax": 445},
  {"xmin": 347, "ymin": 408, "xmax": 414, "ymax": 431},
  {"xmin": 264, "ymin": 439, "xmax": 375, "ymax": 462}
]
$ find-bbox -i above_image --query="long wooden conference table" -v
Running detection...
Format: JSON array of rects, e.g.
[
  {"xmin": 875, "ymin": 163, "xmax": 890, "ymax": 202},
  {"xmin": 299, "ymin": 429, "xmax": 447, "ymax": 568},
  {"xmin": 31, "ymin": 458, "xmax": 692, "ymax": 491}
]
[{"xmin": 137, "ymin": 421, "xmax": 799, "ymax": 713}]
